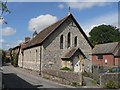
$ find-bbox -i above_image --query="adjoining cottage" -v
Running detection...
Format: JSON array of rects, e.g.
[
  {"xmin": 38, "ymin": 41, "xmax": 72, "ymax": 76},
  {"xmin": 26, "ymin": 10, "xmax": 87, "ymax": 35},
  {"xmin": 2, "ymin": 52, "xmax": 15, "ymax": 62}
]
[
  {"xmin": 92, "ymin": 42, "xmax": 120, "ymax": 68},
  {"xmin": 18, "ymin": 13, "xmax": 93, "ymax": 74}
]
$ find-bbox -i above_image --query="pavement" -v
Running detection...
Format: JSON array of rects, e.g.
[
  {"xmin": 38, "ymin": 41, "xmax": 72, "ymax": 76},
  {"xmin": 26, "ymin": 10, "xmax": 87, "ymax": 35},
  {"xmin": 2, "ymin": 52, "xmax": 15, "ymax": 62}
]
[
  {"xmin": 3, "ymin": 63, "xmax": 74, "ymax": 89},
  {"xmin": 82, "ymin": 76, "xmax": 100, "ymax": 88},
  {"xmin": 2, "ymin": 63, "xmax": 101, "ymax": 89},
  {"xmin": 0, "ymin": 68, "xmax": 2, "ymax": 90}
]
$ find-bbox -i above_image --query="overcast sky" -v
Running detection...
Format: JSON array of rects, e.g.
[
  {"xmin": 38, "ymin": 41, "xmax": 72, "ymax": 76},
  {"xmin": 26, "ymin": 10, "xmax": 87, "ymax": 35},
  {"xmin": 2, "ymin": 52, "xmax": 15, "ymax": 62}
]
[{"xmin": 0, "ymin": 1, "xmax": 119, "ymax": 50}]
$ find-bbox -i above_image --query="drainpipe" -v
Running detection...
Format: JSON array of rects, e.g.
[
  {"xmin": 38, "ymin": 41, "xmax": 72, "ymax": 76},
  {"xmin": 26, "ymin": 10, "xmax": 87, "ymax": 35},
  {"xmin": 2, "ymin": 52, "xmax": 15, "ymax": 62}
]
[
  {"xmin": 39, "ymin": 46, "xmax": 42, "ymax": 75},
  {"xmin": 22, "ymin": 51, "xmax": 24, "ymax": 68}
]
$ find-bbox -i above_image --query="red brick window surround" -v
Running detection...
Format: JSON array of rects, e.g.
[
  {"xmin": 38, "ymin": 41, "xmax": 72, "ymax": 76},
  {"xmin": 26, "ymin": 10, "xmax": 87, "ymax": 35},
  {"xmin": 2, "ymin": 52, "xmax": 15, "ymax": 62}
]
[{"xmin": 97, "ymin": 55, "xmax": 103, "ymax": 60}]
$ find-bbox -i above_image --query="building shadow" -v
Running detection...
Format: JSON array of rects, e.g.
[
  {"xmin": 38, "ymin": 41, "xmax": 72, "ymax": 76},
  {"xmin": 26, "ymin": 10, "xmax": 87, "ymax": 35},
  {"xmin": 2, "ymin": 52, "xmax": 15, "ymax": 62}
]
[
  {"xmin": 2, "ymin": 63, "xmax": 11, "ymax": 66},
  {"xmin": 2, "ymin": 73, "xmax": 43, "ymax": 89}
]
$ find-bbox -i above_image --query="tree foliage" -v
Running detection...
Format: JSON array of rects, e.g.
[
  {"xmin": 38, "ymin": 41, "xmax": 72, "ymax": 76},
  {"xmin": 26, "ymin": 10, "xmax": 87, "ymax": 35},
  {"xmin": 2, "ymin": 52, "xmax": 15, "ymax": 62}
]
[
  {"xmin": 0, "ymin": 1, "xmax": 11, "ymax": 15},
  {"xmin": 9, "ymin": 48, "xmax": 18, "ymax": 67},
  {"xmin": 0, "ymin": 1, "xmax": 11, "ymax": 24},
  {"xmin": 89, "ymin": 24, "xmax": 120, "ymax": 46},
  {"xmin": 0, "ymin": 49, "xmax": 6, "ymax": 64}
]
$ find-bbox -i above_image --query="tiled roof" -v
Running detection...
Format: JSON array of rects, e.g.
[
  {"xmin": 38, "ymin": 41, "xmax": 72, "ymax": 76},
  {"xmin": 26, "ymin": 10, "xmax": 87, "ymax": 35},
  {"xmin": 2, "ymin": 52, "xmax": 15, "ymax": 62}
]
[
  {"xmin": 92, "ymin": 42, "xmax": 120, "ymax": 55},
  {"xmin": 62, "ymin": 48, "xmax": 86, "ymax": 59},
  {"xmin": 25, "ymin": 15, "xmax": 69, "ymax": 49},
  {"xmin": 114, "ymin": 48, "xmax": 120, "ymax": 57},
  {"xmin": 24, "ymin": 13, "xmax": 93, "ymax": 49},
  {"xmin": 12, "ymin": 45, "xmax": 20, "ymax": 50},
  {"xmin": 114, "ymin": 43, "xmax": 120, "ymax": 57}
]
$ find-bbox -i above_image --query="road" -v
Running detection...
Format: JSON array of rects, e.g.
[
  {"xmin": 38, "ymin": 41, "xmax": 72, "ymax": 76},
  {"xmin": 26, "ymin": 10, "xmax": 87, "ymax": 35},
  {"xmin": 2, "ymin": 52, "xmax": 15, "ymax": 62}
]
[
  {"xmin": 0, "ymin": 67, "xmax": 2, "ymax": 90},
  {"xmin": 3, "ymin": 63, "xmax": 72, "ymax": 89}
]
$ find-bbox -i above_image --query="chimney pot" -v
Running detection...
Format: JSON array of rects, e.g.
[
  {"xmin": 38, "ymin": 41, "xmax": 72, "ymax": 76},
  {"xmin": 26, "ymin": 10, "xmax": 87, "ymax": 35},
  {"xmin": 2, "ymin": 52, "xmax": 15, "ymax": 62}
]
[{"xmin": 25, "ymin": 36, "xmax": 30, "ymax": 43}]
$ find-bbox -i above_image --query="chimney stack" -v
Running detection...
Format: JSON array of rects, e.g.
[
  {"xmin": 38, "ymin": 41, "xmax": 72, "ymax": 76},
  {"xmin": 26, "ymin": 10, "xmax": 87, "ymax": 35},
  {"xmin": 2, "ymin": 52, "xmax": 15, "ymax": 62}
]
[{"xmin": 25, "ymin": 36, "xmax": 30, "ymax": 43}]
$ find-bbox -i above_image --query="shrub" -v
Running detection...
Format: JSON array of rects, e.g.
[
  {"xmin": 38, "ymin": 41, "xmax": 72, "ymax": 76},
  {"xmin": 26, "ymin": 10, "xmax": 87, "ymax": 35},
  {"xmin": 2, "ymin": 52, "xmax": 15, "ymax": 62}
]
[
  {"xmin": 12, "ymin": 52, "xmax": 18, "ymax": 67},
  {"xmin": 43, "ymin": 76, "xmax": 50, "ymax": 80},
  {"xmin": 60, "ymin": 67, "xmax": 72, "ymax": 71},
  {"xmin": 92, "ymin": 80, "xmax": 97, "ymax": 85},
  {"xmin": 105, "ymin": 80, "xmax": 118, "ymax": 89},
  {"xmin": 82, "ymin": 71, "xmax": 93, "ymax": 78},
  {"xmin": 108, "ymin": 68, "xmax": 113, "ymax": 73},
  {"xmin": 82, "ymin": 80, "xmax": 86, "ymax": 86},
  {"xmin": 71, "ymin": 82, "xmax": 79, "ymax": 87}
]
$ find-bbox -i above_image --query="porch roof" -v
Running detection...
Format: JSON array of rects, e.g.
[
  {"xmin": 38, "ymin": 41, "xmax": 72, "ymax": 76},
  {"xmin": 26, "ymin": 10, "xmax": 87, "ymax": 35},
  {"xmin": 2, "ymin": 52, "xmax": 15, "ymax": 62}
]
[{"xmin": 61, "ymin": 47, "xmax": 86, "ymax": 60}]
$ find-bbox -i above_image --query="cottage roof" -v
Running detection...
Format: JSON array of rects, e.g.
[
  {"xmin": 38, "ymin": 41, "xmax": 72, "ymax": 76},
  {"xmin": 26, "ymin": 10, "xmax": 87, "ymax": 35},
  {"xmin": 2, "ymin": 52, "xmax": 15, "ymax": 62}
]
[
  {"xmin": 24, "ymin": 13, "xmax": 93, "ymax": 49},
  {"xmin": 25, "ymin": 15, "xmax": 68, "ymax": 49},
  {"xmin": 92, "ymin": 42, "xmax": 120, "ymax": 56},
  {"xmin": 114, "ymin": 48, "xmax": 120, "ymax": 57},
  {"xmin": 12, "ymin": 45, "xmax": 20, "ymax": 50},
  {"xmin": 61, "ymin": 48, "xmax": 86, "ymax": 60}
]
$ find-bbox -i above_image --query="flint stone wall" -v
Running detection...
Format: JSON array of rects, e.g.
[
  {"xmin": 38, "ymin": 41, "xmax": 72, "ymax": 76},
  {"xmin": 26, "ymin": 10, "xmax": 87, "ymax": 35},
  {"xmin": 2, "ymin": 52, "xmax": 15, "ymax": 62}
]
[
  {"xmin": 42, "ymin": 69, "xmax": 82, "ymax": 85},
  {"xmin": 100, "ymin": 73, "xmax": 120, "ymax": 87}
]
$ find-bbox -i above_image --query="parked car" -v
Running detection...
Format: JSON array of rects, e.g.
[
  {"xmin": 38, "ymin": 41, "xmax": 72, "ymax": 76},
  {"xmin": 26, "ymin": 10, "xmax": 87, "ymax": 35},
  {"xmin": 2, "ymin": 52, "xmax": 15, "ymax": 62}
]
[{"xmin": 111, "ymin": 67, "xmax": 120, "ymax": 73}]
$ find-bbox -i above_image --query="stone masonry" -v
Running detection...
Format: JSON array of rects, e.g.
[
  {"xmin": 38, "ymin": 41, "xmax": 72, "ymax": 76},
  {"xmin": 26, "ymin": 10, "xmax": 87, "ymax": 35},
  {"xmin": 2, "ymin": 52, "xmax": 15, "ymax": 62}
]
[{"xmin": 18, "ymin": 14, "xmax": 92, "ymax": 73}]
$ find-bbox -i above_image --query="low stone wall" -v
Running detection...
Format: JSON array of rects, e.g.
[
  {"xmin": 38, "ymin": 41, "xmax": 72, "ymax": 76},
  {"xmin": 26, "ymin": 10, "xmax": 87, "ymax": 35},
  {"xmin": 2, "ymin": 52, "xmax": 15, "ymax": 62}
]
[
  {"xmin": 42, "ymin": 69, "xmax": 82, "ymax": 86},
  {"xmin": 100, "ymin": 73, "xmax": 120, "ymax": 88}
]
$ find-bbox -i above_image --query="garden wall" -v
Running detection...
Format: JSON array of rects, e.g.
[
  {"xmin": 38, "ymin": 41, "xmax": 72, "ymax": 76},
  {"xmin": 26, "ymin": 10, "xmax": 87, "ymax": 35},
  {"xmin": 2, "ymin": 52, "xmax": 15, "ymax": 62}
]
[
  {"xmin": 42, "ymin": 69, "xmax": 83, "ymax": 86},
  {"xmin": 100, "ymin": 73, "xmax": 120, "ymax": 88}
]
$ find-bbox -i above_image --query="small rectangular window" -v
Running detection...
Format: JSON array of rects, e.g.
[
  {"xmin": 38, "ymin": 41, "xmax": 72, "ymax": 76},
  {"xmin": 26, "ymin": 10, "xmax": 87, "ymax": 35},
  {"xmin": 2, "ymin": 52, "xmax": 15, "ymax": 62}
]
[{"xmin": 97, "ymin": 55, "xmax": 103, "ymax": 59}]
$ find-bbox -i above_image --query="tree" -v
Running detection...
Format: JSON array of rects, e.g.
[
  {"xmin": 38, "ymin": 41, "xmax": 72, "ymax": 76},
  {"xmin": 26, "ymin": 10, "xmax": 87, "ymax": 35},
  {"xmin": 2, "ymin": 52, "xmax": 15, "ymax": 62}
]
[
  {"xmin": 0, "ymin": 1, "xmax": 11, "ymax": 15},
  {"xmin": 89, "ymin": 24, "xmax": 120, "ymax": 46},
  {"xmin": 0, "ymin": 49, "xmax": 6, "ymax": 65},
  {"xmin": 0, "ymin": 0, "xmax": 11, "ymax": 24}
]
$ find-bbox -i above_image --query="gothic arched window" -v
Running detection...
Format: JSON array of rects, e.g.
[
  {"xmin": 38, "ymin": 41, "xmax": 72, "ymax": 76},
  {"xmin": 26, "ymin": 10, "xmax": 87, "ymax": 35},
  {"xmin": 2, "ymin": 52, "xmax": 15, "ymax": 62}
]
[
  {"xmin": 74, "ymin": 36, "xmax": 77, "ymax": 47},
  {"xmin": 67, "ymin": 32, "xmax": 71, "ymax": 48},
  {"xmin": 60, "ymin": 35, "xmax": 63, "ymax": 49}
]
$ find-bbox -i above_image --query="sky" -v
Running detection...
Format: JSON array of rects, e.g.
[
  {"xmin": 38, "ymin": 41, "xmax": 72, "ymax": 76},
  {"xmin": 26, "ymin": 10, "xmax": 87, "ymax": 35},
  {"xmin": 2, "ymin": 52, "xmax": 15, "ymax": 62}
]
[{"xmin": 0, "ymin": 1, "xmax": 119, "ymax": 50}]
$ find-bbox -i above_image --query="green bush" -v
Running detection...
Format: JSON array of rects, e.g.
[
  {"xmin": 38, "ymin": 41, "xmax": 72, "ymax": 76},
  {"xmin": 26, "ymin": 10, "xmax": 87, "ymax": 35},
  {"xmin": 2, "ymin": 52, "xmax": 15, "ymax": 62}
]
[
  {"xmin": 60, "ymin": 67, "xmax": 72, "ymax": 71},
  {"xmin": 82, "ymin": 80, "xmax": 86, "ymax": 86},
  {"xmin": 92, "ymin": 80, "xmax": 97, "ymax": 85},
  {"xmin": 105, "ymin": 80, "xmax": 118, "ymax": 89},
  {"xmin": 43, "ymin": 76, "xmax": 50, "ymax": 80},
  {"xmin": 82, "ymin": 71, "xmax": 93, "ymax": 78},
  {"xmin": 12, "ymin": 52, "xmax": 18, "ymax": 67},
  {"xmin": 71, "ymin": 82, "xmax": 79, "ymax": 87},
  {"xmin": 11, "ymin": 60, "xmax": 13, "ymax": 65},
  {"xmin": 108, "ymin": 68, "xmax": 113, "ymax": 73}
]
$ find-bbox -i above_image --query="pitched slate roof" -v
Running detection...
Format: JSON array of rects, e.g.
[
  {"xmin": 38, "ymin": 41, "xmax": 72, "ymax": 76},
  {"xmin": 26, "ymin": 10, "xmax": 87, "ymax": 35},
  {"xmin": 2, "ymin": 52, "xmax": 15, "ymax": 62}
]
[
  {"xmin": 114, "ymin": 43, "xmax": 120, "ymax": 57},
  {"xmin": 114, "ymin": 48, "xmax": 120, "ymax": 57},
  {"xmin": 12, "ymin": 45, "xmax": 20, "ymax": 50},
  {"xmin": 24, "ymin": 13, "xmax": 93, "ymax": 49},
  {"xmin": 25, "ymin": 15, "xmax": 69, "ymax": 49},
  {"xmin": 92, "ymin": 42, "xmax": 120, "ymax": 55},
  {"xmin": 61, "ymin": 48, "xmax": 86, "ymax": 59}
]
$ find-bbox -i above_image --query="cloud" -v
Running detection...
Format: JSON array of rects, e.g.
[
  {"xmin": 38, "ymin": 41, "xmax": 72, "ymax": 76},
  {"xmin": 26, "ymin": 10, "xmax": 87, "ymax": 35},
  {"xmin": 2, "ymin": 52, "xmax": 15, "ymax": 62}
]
[
  {"xmin": 0, "ymin": 16, "xmax": 7, "ymax": 25},
  {"xmin": 0, "ymin": 17, "xmax": 4, "ymax": 25},
  {"xmin": 6, "ymin": 44, "xmax": 11, "ymax": 47},
  {"xmin": 0, "ymin": 38, "xmax": 11, "ymax": 49},
  {"xmin": 0, "ymin": 19, "xmax": 3, "ymax": 25},
  {"xmin": 28, "ymin": 14, "xmax": 58, "ymax": 32},
  {"xmin": 1, "ymin": 27, "xmax": 16, "ymax": 36},
  {"xmin": 67, "ymin": 1, "xmax": 110, "ymax": 11},
  {"xmin": 7, "ymin": 0, "xmax": 120, "ymax": 2},
  {"xmin": 18, "ymin": 40, "xmax": 24, "ymax": 44},
  {"xmin": 63, "ymin": 0, "xmax": 119, "ymax": 2},
  {"xmin": 0, "ymin": 39, "xmax": 6, "ymax": 44},
  {"xmin": 81, "ymin": 12, "xmax": 118, "ymax": 36},
  {"xmin": 1, "ymin": 39, "xmax": 24, "ymax": 50},
  {"xmin": 58, "ymin": 4, "xmax": 65, "ymax": 9}
]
